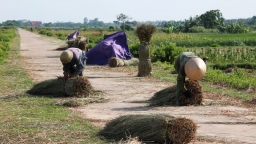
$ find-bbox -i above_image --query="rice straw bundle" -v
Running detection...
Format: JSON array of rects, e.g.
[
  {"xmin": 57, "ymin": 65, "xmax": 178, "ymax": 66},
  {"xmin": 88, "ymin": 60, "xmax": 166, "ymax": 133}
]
[
  {"xmin": 135, "ymin": 24, "xmax": 156, "ymax": 43},
  {"xmin": 108, "ymin": 57, "xmax": 124, "ymax": 67},
  {"xmin": 124, "ymin": 58, "xmax": 139, "ymax": 66},
  {"xmin": 98, "ymin": 114, "xmax": 197, "ymax": 144},
  {"xmin": 67, "ymin": 36, "xmax": 87, "ymax": 51},
  {"xmin": 27, "ymin": 76, "xmax": 95, "ymax": 98},
  {"xmin": 136, "ymin": 23, "xmax": 155, "ymax": 77},
  {"xmin": 26, "ymin": 77, "xmax": 66, "ymax": 96},
  {"xmin": 137, "ymin": 59, "xmax": 152, "ymax": 77},
  {"xmin": 65, "ymin": 76, "xmax": 93, "ymax": 97},
  {"xmin": 180, "ymin": 79, "xmax": 203, "ymax": 106},
  {"xmin": 148, "ymin": 85, "xmax": 177, "ymax": 106},
  {"xmin": 148, "ymin": 79, "xmax": 203, "ymax": 106},
  {"xmin": 137, "ymin": 43, "xmax": 152, "ymax": 77},
  {"xmin": 138, "ymin": 42, "xmax": 150, "ymax": 60},
  {"xmin": 108, "ymin": 57, "xmax": 139, "ymax": 67}
]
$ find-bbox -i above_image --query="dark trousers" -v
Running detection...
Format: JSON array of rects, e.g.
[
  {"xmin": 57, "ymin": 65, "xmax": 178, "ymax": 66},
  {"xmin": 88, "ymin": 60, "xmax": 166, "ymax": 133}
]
[{"xmin": 69, "ymin": 67, "xmax": 84, "ymax": 76}]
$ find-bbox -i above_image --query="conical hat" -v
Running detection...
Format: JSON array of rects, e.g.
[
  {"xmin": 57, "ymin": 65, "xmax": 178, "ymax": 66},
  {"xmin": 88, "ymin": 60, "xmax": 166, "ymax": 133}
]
[
  {"xmin": 60, "ymin": 50, "xmax": 73, "ymax": 64},
  {"xmin": 184, "ymin": 57, "xmax": 206, "ymax": 80}
]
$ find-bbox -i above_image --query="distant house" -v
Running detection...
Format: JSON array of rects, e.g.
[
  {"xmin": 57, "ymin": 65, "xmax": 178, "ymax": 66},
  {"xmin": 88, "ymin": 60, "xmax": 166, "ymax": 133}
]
[{"xmin": 29, "ymin": 21, "xmax": 42, "ymax": 27}]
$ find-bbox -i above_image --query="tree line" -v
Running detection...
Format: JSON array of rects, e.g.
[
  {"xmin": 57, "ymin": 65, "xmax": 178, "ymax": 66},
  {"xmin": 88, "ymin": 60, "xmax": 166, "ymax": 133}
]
[{"xmin": 1, "ymin": 10, "xmax": 256, "ymax": 34}]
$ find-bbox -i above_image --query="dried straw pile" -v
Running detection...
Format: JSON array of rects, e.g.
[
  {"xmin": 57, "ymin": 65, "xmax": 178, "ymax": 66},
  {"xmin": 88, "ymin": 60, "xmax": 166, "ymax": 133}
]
[
  {"xmin": 65, "ymin": 76, "xmax": 93, "ymax": 97},
  {"xmin": 98, "ymin": 114, "xmax": 197, "ymax": 144},
  {"xmin": 108, "ymin": 57, "xmax": 139, "ymax": 67},
  {"xmin": 26, "ymin": 77, "xmax": 66, "ymax": 96},
  {"xmin": 148, "ymin": 85, "xmax": 177, "ymax": 106},
  {"xmin": 67, "ymin": 36, "xmax": 87, "ymax": 51},
  {"xmin": 137, "ymin": 42, "xmax": 152, "ymax": 77},
  {"xmin": 27, "ymin": 76, "xmax": 93, "ymax": 97},
  {"xmin": 135, "ymin": 24, "xmax": 156, "ymax": 43},
  {"xmin": 148, "ymin": 79, "xmax": 203, "ymax": 106},
  {"xmin": 180, "ymin": 79, "xmax": 203, "ymax": 106},
  {"xmin": 135, "ymin": 24, "xmax": 156, "ymax": 77}
]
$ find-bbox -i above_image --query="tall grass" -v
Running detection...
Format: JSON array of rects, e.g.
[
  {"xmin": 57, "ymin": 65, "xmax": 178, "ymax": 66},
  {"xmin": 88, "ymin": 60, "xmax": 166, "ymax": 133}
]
[{"xmin": 0, "ymin": 27, "xmax": 16, "ymax": 62}]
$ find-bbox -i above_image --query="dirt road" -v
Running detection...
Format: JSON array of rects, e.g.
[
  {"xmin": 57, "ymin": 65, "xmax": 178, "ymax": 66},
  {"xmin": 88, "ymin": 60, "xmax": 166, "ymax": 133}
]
[{"xmin": 18, "ymin": 28, "xmax": 256, "ymax": 144}]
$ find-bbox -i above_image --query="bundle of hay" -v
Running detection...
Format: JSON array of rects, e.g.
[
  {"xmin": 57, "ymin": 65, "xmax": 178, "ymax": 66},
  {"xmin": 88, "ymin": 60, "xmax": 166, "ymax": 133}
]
[
  {"xmin": 180, "ymin": 79, "xmax": 203, "ymax": 106},
  {"xmin": 67, "ymin": 36, "xmax": 87, "ymax": 51},
  {"xmin": 148, "ymin": 79, "xmax": 203, "ymax": 106},
  {"xmin": 135, "ymin": 24, "xmax": 156, "ymax": 43},
  {"xmin": 26, "ymin": 77, "xmax": 66, "ymax": 96},
  {"xmin": 65, "ymin": 76, "xmax": 93, "ymax": 97},
  {"xmin": 27, "ymin": 76, "xmax": 94, "ymax": 97},
  {"xmin": 135, "ymin": 24, "xmax": 156, "ymax": 77},
  {"xmin": 108, "ymin": 57, "xmax": 139, "ymax": 67},
  {"xmin": 98, "ymin": 114, "xmax": 197, "ymax": 144},
  {"xmin": 148, "ymin": 85, "xmax": 177, "ymax": 106},
  {"xmin": 137, "ymin": 58, "xmax": 152, "ymax": 77}
]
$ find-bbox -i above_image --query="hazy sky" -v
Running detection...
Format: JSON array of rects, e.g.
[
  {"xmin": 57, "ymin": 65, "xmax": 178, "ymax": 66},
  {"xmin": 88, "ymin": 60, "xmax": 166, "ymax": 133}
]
[{"xmin": 1, "ymin": 0, "xmax": 255, "ymax": 23}]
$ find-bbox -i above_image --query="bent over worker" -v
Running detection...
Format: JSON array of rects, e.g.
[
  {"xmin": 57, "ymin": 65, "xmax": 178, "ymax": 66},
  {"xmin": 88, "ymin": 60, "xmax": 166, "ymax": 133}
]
[
  {"xmin": 174, "ymin": 52, "xmax": 207, "ymax": 105},
  {"xmin": 60, "ymin": 48, "xmax": 87, "ymax": 81}
]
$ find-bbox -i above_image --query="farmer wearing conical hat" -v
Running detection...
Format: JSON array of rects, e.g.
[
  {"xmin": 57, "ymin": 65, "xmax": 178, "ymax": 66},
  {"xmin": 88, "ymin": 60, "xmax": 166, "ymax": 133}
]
[
  {"xmin": 174, "ymin": 52, "xmax": 207, "ymax": 105},
  {"xmin": 60, "ymin": 48, "xmax": 87, "ymax": 81}
]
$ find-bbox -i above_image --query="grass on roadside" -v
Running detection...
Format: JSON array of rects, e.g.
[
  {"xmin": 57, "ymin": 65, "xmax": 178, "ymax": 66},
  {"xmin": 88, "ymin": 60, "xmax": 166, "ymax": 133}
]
[{"xmin": 0, "ymin": 31, "xmax": 107, "ymax": 143}]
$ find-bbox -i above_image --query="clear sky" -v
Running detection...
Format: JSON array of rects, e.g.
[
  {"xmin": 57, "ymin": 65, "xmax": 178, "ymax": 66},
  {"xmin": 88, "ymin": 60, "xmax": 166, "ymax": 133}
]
[{"xmin": 1, "ymin": 0, "xmax": 255, "ymax": 23}]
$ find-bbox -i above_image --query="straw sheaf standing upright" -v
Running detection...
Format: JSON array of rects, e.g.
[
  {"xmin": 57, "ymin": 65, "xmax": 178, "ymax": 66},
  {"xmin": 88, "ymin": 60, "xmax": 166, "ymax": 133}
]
[{"xmin": 135, "ymin": 24, "xmax": 156, "ymax": 77}]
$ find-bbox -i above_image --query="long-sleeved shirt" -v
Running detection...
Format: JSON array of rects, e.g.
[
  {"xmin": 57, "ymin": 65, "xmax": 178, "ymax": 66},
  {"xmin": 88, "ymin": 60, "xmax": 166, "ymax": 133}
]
[
  {"xmin": 174, "ymin": 52, "xmax": 197, "ymax": 104},
  {"xmin": 62, "ymin": 48, "xmax": 87, "ymax": 76}
]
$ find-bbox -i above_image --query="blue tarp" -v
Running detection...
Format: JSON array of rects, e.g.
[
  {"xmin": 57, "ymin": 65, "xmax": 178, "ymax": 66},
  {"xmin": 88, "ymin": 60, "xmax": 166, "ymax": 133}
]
[{"xmin": 86, "ymin": 31, "xmax": 133, "ymax": 65}]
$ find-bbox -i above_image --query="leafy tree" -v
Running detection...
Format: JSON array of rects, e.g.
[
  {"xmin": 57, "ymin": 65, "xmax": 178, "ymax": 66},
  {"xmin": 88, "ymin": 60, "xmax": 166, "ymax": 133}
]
[
  {"xmin": 2, "ymin": 20, "xmax": 17, "ymax": 27},
  {"xmin": 219, "ymin": 22, "xmax": 250, "ymax": 33},
  {"xmin": 199, "ymin": 10, "xmax": 224, "ymax": 29},
  {"xmin": 43, "ymin": 22, "xmax": 53, "ymax": 27},
  {"xmin": 248, "ymin": 16, "xmax": 256, "ymax": 25},
  {"xmin": 108, "ymin": 26, "xmax": 114, "ymax": 31},
  {"xmin": 188, "ymin": 16, "xmax": 201, "ymax": 28},
  {"xmin": 113, "ymin": 13, "xmax": 134, "ymax": 31}
]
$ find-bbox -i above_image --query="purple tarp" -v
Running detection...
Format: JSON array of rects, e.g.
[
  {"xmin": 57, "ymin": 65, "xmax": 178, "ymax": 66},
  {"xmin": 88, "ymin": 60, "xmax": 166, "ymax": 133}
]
[
  {"xmin": 86, "ymin": 31, "xmax": 133, "ymax": 65},
  {"xmin": 66, "ymin": 30, "xmax": 79, "ymax": 40}
]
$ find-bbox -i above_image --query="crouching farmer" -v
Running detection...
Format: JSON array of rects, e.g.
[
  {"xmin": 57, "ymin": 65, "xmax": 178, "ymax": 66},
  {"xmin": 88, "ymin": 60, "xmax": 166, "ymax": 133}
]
[
  {"xmin": 60, "ymin": 48, "xmax": 87, "ymax": 81},
  {"xmin": 174, "ymin": 52, "xmax": 207, "ymax": 105}
]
